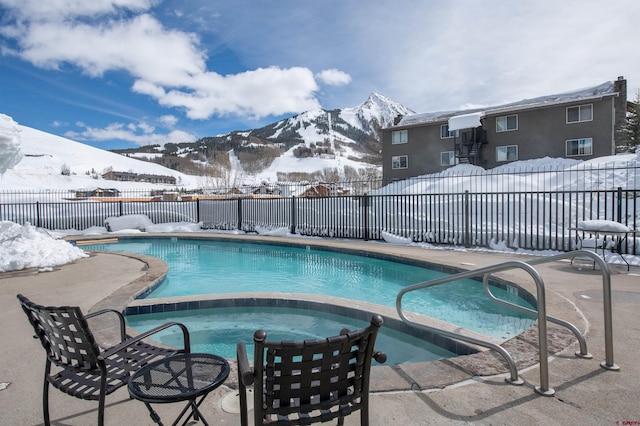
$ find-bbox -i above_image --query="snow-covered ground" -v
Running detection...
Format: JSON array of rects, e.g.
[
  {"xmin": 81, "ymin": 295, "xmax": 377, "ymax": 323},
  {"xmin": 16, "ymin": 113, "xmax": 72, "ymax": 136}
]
[
  {"xmin": 0, "ymin": 112, "xmax": 378, "ymax": 190},
  {"xmin": 1, "ymin": 113, "xmax": 639, "ymax": 272}
]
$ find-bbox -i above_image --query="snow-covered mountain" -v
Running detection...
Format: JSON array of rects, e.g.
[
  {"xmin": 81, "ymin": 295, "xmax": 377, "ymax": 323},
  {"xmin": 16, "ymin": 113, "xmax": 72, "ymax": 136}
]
[
  {"xmin": 1, "ymin": 93, "xmax": 414, "ymax": 190},
  {"xmin": 109, "ymin": 93, "xmax": 413, "ymax": 183},
  {"xmin": 224, "ymin": 92, "xmax": 412, "ymax": 157},
  {"xmin": 249, "ymin": 92, "xmax": 413, "ymax": 145}
]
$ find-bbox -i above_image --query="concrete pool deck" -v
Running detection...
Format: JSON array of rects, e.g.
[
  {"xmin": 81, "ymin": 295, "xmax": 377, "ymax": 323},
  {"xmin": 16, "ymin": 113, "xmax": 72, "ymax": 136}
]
[{"xmin": 1, "ymin": 234, "xmax": 639, "ymax": 425}]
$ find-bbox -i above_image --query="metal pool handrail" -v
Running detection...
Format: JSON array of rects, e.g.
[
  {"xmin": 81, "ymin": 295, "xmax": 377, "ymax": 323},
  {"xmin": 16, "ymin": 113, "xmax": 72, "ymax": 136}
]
[
  {"xmin": 525, "ymin": 249, "xmax": 619, "ymax": 371},
  {"xmin": 481, "ymin": 275, "xmax": 592, "ymax": 359},
  {"xmin": 396, "ymin": 260, "xmax": 555, "ymax": 396}
]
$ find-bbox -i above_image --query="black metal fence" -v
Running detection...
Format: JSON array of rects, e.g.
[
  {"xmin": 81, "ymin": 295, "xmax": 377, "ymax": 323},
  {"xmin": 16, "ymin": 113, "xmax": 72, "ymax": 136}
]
[
  {"xmin": 1, "ymin": 161, "xmax": 638, "ymax": 254},
  {"xmin": 1, "ymin": 187, "xmax": 637, "ymax": 255}
]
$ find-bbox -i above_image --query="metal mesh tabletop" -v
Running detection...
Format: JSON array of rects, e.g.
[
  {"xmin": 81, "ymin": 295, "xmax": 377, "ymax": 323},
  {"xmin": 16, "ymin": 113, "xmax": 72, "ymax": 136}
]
[{"xmin": 129, "ymin": 353, "xmax": 230, "ymax": 403}]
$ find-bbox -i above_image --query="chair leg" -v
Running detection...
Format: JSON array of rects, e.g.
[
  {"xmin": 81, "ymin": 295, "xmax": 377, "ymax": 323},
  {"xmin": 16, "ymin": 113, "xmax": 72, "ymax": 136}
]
[
  {"xmin": 43, "ymin": 377, "xmax": 51, "ymax": 426},
  {"xmin": 98, "ymin": 379, "xmax": 107, "ymax": 426},
  {"xmin": 239, "ymin": 382, "xmax": 248, "ymax": 426},
  {"xmin": 98, "ymin": 395, "xmax": 106, "ymax": 426},
  {"xmin": 43, "ymin": 361, "xmax": 52, "ymax": 426}
]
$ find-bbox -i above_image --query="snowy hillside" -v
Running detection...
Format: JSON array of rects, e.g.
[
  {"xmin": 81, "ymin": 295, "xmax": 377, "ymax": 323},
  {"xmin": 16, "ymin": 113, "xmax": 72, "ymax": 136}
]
[
  {"xmin": 250, "ymin": 92, "xmax": 412, "ymax": 148},
  {"xmin": 0, "ymin": 93, "xmax": 414, "ymax": 190},
  {"xmin": 192, "ymin": 93, "xmax": 413, "ymax": 182},
  {"xmin": 1, "ymin": 124, "xmax": 202, "ymax": 190}
]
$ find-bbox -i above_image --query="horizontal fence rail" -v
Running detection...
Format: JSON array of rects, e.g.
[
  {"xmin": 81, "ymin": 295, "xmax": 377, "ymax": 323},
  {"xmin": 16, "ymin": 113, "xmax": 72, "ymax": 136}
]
[{"xmin": 1, "ymin": 188, "xmax": 637, "ymax": 256}]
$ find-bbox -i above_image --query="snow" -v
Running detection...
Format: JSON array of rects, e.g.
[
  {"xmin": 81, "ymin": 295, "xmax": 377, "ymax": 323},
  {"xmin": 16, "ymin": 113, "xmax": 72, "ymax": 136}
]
[
  {"xmin": 398, "ymin": 81, "xmax": 617, "ymax": 127},
  {"xmin": 0, "ymin": 114, "xmax": 23, "ymax": 174},
  {"xmin": 381, "ymin": 231, "xmax": 412, "ymax": 245},
  {"xmin": 0, "ymin": 113, "xmax": 638, "ymax": 273},
  {"xmin": 1, "ymin": 123, "xmax": 201, "ymax": 190},
  {"xmin": 577, "ymin": 220, "xmax": 631, "ymax": 233},
  {"xmin": 448, "ymin": 111, "xmax": 484, "ymax": 131},
  {"xmin": 0, "ymin": 221, "xmax": 88, "ymax": 272},
  {"xmin": 104, "ymin": 214, "xmax": 154, "ymax": 232}
]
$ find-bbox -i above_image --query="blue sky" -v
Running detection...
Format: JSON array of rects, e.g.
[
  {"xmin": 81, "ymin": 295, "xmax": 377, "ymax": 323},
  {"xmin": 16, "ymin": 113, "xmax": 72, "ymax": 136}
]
[{"xmin": 1, "ymin": 0, "xmax": 639, "ymax": 150}]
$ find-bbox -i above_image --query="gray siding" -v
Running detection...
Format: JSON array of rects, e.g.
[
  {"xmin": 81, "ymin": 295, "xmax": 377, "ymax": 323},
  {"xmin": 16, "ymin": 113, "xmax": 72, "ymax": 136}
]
[
  {"xmin": 383, "ymin": 96, "xmax": 617, "ymax": 181},
  {"xmin": 483, "ymin": 98, "xmax": 615, "ymax": 169}
]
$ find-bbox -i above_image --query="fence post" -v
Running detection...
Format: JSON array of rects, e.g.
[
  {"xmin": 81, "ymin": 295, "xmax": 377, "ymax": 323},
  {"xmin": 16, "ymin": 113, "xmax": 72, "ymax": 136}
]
[
  {"xmin": 196, "ymin": 198, "xmax": 200, "ymax": 223},
  {"xmin": 616, "ymin": 187, "xmax": 622, "ymax": 223},
  {"xmin": 237, "ymin": 198, "xmax": 243, "ymax": 231},
  {"xmin": 119, "ymin": 200, "xmax": 123, "ymax": 217},
  {"xmin": 464, "ymin": 190, "xmax": 470, "ymax": 248},
  {"xmin": 36, "ymin": 201, "xmax": 41, "ymax": 228},
  {"xmin": 290, "ymin": 196, "xmax": 296, "ymax": 235},
  {"xmin": 362, "ymin": 193, "xmax": 369, "ymax": 241},
  {"xmin": 616, "ymin": 187, "xmax": 623, "ymax": 254}
]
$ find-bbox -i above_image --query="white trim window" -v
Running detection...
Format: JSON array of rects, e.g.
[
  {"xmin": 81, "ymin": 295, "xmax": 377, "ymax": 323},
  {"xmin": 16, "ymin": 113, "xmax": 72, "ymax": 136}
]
[
  {"xmin": 496, "ymin": 114, "xmax": 518, "ymax": 132},
  {"xmin": 391, "ymin": 155, "xmax": 408, "ymax": 169},
  {"xmin": 566, "ymin": 104, "xmax": 593, "ymax": 123},
  {"xmin": 392, "ymin": 130, "xmax": 408, "ymax": 144},
  {"xmin": 496, "ymin": 145, "xmax": 518, "ymax": 162},
  {"xmin": 440, "ymin": 124, "xmax": 458, "ymax": 139},
  {"xmin": 440, "ymin": 151, "xmax": 458, "ymax": 166},
  {"xmin": 566, "ymin": 138, "xmax": 593, "ymax": 156}
]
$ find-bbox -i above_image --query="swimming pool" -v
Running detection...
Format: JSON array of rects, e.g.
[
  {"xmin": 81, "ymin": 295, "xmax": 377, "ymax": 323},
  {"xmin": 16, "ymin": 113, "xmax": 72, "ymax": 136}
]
[
  {"xmin": 85, "ymin": 237, "xmax": 536, "ymax": 342},
  {"xmin": 126, "ymin": 306, "xmax": 460, "ymax": 364}
]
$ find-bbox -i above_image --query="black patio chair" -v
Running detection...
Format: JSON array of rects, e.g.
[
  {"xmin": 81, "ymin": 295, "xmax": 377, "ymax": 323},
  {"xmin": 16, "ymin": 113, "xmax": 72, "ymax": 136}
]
[
  {"xmin": 237, "ymin": 314, "xmax": 386, "ymax": 426},
  {"xmin": 17, "ymin": 294, "xmax": 191, "ymax": 426}
]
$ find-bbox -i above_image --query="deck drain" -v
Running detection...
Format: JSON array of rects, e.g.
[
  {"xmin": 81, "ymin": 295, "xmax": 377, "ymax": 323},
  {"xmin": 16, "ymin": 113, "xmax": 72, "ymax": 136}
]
[{"xmin": 221, "ymin": 388, "xmax": 253, "ymax": 414}]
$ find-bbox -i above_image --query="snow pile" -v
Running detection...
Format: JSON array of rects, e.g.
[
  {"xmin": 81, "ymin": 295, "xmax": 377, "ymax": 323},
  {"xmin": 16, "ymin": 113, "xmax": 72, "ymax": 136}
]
[
  {"xmin": 381, "ymin": 231, "xmax": 412, "ymax": 245},
  {"xmin": 0, "ymin": 221, "xmax": 88, "ymax": 272},
  {"xmin": 105, "ymin": 214, "xmax": 154, "ymax": 232},
  {"xmin": 104, "ymin": 214, "xmax": 202, "ymax": 233},
  {"xmin": 577, "ymin": 220, "xmax": 631, "ymax": 233},
  {"xmin": 0, "ymin": 114, "xmax": 23, "ymax": 174}
]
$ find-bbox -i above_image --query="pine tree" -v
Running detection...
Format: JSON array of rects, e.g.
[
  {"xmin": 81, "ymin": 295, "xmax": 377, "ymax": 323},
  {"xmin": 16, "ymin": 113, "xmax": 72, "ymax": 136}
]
[{"xmin": 619, "ymin": 90, "xmax": 640, "ymax": 153}]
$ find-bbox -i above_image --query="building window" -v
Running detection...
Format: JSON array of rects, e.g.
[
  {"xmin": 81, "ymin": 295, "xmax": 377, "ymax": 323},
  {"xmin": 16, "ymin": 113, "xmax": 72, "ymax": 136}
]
[
  {"xmin": 391, "ymin": 155, "xmax": 408, "ymax": 169},
  {"xmin": 440, "ymin": 151, "xmax": 458, "ymax": 166},
  {"xmin": 496, "ymin": 145, "xmax": 518, "ymax": 162},
  {"xmin": 392, "ymin": 130, "xmax": 408, "ymax": 144},
  {"xmin": 440, "ymin": 124, "xmax": 458, "ymax": 139},
  {"xmin": 566, "ymin": 104, "xmax": 593, "ymax": 123},
  {"xmin": 566, "ymin": 138, "xmax": 593, "ymax": 156},
  {"xmin": 496, "ymin": 115, "xmax": 518, "ymax": 132}
]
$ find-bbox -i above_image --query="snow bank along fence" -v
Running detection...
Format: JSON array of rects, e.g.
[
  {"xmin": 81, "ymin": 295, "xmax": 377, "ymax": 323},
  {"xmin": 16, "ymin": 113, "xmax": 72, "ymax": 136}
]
[{"xmin": 1, "ymin": 187, "xmax": 637, "ymax": 255}]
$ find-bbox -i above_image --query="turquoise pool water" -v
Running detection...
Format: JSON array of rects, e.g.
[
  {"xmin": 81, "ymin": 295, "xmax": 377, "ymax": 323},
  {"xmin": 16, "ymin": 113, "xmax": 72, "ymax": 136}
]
[
  {"xmin": 85, "ymin": 238, "xmax": 535, "ymax": 341},
  {"xmin": 126, "ymin": 306, "xmax": 458, "ymax": 364}
]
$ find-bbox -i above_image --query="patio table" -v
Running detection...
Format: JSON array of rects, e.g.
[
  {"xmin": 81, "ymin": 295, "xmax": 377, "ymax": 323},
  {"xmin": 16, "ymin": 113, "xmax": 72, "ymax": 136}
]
[
  {"xmin": 570, "ymin": 220, "xmax": 638, "ymax": 270},
  {"xmin": 128, "ymin": 353, "xmax": 230, "ymax": 426}
]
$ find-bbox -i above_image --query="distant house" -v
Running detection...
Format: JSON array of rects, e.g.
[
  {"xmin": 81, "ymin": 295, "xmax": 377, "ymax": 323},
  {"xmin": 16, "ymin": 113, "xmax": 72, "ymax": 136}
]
[
  {"xmin": 102, "ymin": 170, "xmax": 176, "ymax": 185},
  {"xmin": 381, "ymin": 77, "xmax": 628, "ymax": 180},
  {"xmin": 102, "ymin": 170, "xmax": 137, "ymax": 182},
  {"xmin": 251, "ymin": 182, "xmax": 283, "ymax": 197},
  {"xmin": 299, "ymin": 183, "xmax": 350, "ymax": 198},
  {"xmin": 74, "ymin": 188, "xmax": 120, "ymax": 198}
]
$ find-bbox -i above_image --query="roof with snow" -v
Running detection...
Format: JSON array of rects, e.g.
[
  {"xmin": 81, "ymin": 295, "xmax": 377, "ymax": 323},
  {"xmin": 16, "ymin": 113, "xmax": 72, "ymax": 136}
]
[{"xmin": 398, "ymin": 81, "xmax": 618, "ymax": 128}]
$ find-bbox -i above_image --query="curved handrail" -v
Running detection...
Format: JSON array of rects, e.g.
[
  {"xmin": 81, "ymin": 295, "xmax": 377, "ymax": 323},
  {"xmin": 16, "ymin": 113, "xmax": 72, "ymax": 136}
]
[
  {"xmin": 525, "ymin": 249, "xmax": 618, "ymax": 371},
  {"xmin": 396, "ymin": 260, "xmax": 554, "ymax": 395},
  {"xmin": 481, "ymin": 274, "xmax": 592, "ymax": 359}
]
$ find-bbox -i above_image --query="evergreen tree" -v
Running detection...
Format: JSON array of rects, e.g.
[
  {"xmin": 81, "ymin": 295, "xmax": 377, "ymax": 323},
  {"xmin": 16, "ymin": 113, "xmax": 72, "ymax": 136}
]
[{"xmin": 619, "ymin": 90, "xmax": 640, "ymax": 152}]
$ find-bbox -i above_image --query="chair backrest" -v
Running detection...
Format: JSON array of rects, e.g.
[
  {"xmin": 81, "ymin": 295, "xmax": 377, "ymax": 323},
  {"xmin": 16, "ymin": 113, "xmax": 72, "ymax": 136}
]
[
  {"xmin": 17, "ymin": 294, "xmax": 102, "ymax": 371},
  {"xmin": 252, "ymin": 315, "xmax": 384, "ymax": 425}
]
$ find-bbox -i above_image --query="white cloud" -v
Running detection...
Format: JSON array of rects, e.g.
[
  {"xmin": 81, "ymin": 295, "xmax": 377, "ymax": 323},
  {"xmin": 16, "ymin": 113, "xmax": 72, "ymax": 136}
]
[
  {"xmin": 133, "ymin": 66, "xmax": 320, "ymax": 119},
  {"xmin": 1, "ymin": 6, "xmax": 322, "ymax": 120},
  {"xmin": 0, "ymin": 0, "xmax": 152, "ymax": 20},
  {"xmin": 64, "ymin": 122, "xmax": 196, "ymax": 146},
  {"xmin": 2, "ymin": 0, "xmax": 639, "ymax": 126},
  {"xmin": 316, "ymin": 69, "xmax": 351, "ymax": 86},
  {"xmin": 159, "ymin": 115, "xmax": 178, "ymax": 127}
]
